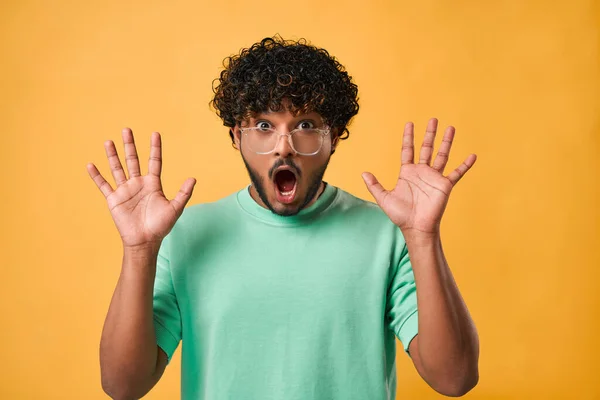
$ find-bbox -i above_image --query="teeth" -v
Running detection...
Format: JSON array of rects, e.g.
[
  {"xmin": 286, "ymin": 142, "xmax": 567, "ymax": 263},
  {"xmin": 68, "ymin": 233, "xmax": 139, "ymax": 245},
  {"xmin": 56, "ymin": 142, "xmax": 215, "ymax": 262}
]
[{"xmin": 281, "ymin": 190, "xmax": 293, "ymax": 196}]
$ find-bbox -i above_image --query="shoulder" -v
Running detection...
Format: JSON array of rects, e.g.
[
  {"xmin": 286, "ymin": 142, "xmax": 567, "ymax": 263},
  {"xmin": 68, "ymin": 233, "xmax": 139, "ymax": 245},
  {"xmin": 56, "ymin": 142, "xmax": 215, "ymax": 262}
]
[
  {"xmin": 331, "ymin": 186, "xmax": 390, "ymax": 222},
  {"xmin": 329, "ymin": 185, "xmax": 407, "ymax": 244},
  {"xmin": 183, "ymin": 191, "xmax": 238, "ymax": 217},
  {"xmin": 167, "ymin": 189, "xmax": 242, "ymax": 236}
]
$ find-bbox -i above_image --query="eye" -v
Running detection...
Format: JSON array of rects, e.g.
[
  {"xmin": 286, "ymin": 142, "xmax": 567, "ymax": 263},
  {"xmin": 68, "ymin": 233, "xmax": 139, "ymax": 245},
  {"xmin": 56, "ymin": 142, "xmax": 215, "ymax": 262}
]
[
  {"xmin": 256, "ymin": 121, "xmax": 272, "ymax": 131},
  {"xmin": 297, "ymin": 120, "xmax": 315, "ymax": 130}
]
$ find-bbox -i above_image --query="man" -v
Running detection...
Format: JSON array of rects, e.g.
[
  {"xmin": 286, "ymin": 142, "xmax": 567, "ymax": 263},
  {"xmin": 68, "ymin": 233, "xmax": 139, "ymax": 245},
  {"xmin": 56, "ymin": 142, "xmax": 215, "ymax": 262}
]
[{"xmin": 89, "ymin": 36, "xmax": 479, "ymax": 400}]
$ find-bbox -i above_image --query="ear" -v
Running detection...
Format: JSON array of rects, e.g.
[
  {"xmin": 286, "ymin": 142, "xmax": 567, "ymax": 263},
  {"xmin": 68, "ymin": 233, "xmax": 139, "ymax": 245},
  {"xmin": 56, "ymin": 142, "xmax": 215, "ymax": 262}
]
[
  {"xmin": 231, "ymin": 126, "xmax": 241, "ymax": 150},
  {"xmin": 330, "ymin": 130, "xmax": 341, "ymax": 154},
  {"xmin": 332, "ymin": 135, "xmax": 340, "ymax": 149}
]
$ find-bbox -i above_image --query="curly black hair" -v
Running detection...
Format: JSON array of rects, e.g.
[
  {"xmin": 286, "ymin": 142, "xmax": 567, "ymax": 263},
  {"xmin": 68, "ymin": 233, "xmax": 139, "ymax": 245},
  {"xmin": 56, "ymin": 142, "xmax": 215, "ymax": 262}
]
[{"xmin": 210, "ymin": 35, "xmax": 360, "ymax": 148}]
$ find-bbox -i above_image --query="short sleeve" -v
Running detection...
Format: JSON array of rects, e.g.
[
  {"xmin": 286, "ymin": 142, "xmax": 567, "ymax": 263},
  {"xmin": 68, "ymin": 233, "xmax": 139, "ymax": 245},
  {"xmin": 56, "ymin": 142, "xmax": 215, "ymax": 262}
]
[
  {"xmin": 386, "ymin": 241, "xmax": 419, "ymax": 356},
  {"xmin": 153, "ymin": 233, "xmax": 182, "ymax": 365}
]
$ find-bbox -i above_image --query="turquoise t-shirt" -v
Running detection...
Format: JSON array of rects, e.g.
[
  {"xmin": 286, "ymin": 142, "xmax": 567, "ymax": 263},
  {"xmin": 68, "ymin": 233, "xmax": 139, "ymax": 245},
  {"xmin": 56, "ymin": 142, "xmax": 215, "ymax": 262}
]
[{"xmin": 153, "ymin": 182, "xmax": 419, "ymax": 400}]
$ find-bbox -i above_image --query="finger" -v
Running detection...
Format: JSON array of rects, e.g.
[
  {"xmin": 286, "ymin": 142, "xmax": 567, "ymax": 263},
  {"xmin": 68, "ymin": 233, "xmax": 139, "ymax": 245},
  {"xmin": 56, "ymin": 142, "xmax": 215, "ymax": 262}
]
[
  {"xmin": 170, "ymin": 178, "xmax": 197, "ymax": 217},
  {"xmin": 419, "ymin": 118, "xmax": 438, "ymax": 165},
  {"xmin": 361, "ymin": 172, "xmax": 388, "ymax": 205},
  {"xmin": 122, "ymin": 128, "xmax": 141, "ymax": 178},
  {"xmin": 86, "ymin": 163, "xmax": 114, "ymax": 198},
  {"xmin": 401, "ymin": 122, "xmax": 414, "ymax": 165},
  {"xmin": 446, "ymin": 154, "xmax": 477, "ymax": 186},
  {"xmin": 432, "ymin": 126, "xmax": 455, "ymax": 174},
  {"xmin": 104, "ymin": 140, "xmax": 127, "ymax": 186},
  {"xmin": 148, "ymin": 132, "xmax": 162, "ymax": 177}
]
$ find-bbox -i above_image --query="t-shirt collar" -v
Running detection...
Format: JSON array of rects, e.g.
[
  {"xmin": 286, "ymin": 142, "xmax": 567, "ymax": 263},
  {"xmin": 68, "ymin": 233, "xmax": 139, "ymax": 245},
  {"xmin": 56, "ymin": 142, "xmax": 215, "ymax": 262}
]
[{"xmin": 236, "ymin": 181, "xmax": 338, "ymax": 225}]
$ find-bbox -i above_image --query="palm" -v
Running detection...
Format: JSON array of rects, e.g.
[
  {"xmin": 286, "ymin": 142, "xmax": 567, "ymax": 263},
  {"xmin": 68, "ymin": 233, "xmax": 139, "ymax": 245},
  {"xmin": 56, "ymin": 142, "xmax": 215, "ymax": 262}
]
[
  {"xmin": 87, "ymin": 128, "xmax": 196, "ymax": 248},
  {"xmin": 363, "ymin": 118, "xmax": 476, "ymax": 235},
  {"xmin": 107, "ymin": 175, "xmax": 179, "ymax": 246},
  {"xmin": 379, "ymin": 164, "xmax": 451, "ymax": 232}
]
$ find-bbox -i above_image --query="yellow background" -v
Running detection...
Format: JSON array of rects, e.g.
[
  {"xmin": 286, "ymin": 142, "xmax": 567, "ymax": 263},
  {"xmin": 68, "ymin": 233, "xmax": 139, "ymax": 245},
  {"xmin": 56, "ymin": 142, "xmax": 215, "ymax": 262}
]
[{"xmin": 1, "ymin": 0, "xmax": 598, "ymax": 398}]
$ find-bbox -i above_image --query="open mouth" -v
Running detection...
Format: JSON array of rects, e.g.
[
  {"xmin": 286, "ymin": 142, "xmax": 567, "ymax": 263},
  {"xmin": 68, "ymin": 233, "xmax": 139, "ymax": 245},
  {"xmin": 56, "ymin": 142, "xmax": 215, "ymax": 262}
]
[{"xmin": 273, "ymin": 168, "xmax": 298, "ymax": 204}]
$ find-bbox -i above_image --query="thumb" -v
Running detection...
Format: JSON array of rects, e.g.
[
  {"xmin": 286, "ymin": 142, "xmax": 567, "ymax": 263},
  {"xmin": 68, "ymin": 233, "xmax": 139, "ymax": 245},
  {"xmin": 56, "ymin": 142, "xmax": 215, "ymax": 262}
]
[
  {"xmin": 362, "ymin": 172, "xmax": 387, "ymax": 205},
  {"xmin": 170, "ymin": 177, "xmax": 196, "ymax": 217}
]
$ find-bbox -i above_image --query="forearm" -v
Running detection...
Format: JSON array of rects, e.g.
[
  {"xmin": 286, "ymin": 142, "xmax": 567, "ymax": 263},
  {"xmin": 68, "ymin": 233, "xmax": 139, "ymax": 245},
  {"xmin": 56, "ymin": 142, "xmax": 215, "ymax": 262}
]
[
  {"xmin": 100, "ymin": 244, "xmax": 162, "ymax": 399},
  {"xmin": 404, "ymin": 231, "xmax": 479, "ymax": 393}
]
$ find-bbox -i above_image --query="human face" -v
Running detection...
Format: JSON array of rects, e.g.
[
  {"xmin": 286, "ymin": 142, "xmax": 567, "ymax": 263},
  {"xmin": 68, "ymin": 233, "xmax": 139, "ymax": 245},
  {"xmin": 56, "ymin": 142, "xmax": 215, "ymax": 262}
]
[{"xmin": 232, "ymin": 102, "xmax": 339, "ymax": 216}]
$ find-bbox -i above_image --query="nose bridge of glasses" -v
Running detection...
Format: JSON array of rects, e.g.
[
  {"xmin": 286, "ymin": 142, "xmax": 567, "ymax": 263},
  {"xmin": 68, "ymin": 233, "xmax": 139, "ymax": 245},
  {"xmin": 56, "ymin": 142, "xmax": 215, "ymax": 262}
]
[{"xmin": 272, "ymin": 129, "xmax": 296, "ymax": 153}]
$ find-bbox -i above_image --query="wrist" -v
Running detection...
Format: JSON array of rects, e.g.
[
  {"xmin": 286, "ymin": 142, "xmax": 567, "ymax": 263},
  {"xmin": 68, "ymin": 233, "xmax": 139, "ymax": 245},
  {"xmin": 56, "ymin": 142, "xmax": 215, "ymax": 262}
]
[
  {"xmin": 399, "ymin": 227, "xmax": 441, "ymax": 245},
  {"xmin": 123, "ymin": 241, "xmax": 162, "ymax": 256}
]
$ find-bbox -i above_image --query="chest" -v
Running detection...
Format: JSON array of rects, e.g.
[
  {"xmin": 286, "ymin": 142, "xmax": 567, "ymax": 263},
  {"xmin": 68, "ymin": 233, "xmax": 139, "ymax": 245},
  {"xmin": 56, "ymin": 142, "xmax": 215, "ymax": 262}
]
[{"xmin": 172, "ymin": 226, "xmax": 393, "ymax": 331}]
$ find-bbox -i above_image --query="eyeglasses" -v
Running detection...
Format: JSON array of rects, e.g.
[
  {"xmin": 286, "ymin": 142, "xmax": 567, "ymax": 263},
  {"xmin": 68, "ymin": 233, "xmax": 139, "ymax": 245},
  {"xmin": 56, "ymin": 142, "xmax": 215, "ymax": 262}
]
[{"xmin": 239, "ymin": 126, "xmax": 331, "ymax": 155}]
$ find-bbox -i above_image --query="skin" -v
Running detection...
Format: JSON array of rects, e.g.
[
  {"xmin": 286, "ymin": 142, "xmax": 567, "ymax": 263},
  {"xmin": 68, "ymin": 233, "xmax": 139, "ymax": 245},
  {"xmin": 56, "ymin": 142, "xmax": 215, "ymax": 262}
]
[
  {"xmin": 88, "ymin": 129, "xmax": 196, "ymax": 399},
  {"xmin": 362, "ymin": 118, "xmax": 480, "ymax": 396},
  {"xmin": 231, "ymin": 100, "xmax": 340, "ymax": 216}
]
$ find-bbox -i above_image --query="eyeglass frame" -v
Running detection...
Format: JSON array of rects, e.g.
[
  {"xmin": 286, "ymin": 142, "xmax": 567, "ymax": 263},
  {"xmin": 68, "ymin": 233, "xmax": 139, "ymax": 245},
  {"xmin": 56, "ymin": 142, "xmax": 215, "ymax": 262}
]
[{"xmin": 238, "ymin": 126, "xmax": 332, "ymax": 156}]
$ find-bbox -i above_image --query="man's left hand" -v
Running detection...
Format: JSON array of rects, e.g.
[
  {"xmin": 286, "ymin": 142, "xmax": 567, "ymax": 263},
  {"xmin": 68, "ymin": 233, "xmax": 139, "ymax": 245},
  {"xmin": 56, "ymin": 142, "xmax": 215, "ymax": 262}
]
[{"xmin": 362, "ymin": 118, "xmax": 477, "ymax": 236}]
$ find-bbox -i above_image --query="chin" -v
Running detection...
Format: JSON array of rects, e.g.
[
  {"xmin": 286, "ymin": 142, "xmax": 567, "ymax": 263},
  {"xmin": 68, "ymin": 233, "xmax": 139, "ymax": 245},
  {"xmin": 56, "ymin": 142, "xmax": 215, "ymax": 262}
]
[
  {"xmin": 268, "ymin": 186, "xmax": 305, "ymax": 216},
  {"xmin": 271, "ymin": 205, "xmax": 302, "ymax": 217}
]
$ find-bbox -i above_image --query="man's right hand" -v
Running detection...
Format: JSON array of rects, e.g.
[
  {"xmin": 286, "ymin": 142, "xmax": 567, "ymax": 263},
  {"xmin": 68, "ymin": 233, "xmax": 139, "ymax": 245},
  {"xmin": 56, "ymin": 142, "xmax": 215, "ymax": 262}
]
[{"xmin": 87, "ymin": 128, "xmax": 196, "ymax": 249}]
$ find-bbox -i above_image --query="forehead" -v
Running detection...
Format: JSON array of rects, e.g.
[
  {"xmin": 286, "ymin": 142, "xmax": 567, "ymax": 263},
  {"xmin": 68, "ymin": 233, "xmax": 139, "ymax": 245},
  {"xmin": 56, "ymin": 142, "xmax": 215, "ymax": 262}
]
[
  {"xmin": 240, "ymin": 105, "xmax": 325, "ymax": 127},
  {"xmin": 252, "ymin": 108, "xmax": 323, "ymax": 121},
  {"xmin": 245, "ymin": 97, "xmax": 323, "ymax": 123}
]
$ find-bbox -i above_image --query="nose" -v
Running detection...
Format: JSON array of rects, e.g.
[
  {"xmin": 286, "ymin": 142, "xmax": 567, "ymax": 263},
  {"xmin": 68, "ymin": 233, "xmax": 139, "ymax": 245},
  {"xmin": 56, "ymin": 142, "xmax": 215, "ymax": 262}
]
[{"xmin": 273, "ymin": 132, "xmax": 296, "ymax": 157}]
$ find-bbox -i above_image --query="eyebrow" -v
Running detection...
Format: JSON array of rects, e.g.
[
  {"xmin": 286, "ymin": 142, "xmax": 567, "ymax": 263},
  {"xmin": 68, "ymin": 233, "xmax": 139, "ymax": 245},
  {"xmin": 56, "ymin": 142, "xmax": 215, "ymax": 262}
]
[
  {"xmin": 251, "ymin": 117, "xmax": 324, "ymax": 129},
  {"xmin": 252, "ymin": 111, "xmax": 322, "ymax": 121}
]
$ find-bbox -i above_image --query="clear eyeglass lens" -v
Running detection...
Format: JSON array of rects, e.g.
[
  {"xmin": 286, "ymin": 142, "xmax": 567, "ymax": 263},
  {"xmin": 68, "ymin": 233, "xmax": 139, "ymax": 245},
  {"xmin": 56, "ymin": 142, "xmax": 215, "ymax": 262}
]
[
  {"xmin": 246, "ymin": 128, "xmax": 324, "ymax": 154},
  {"xmin": 291, "ymin": 129, "xmax": 323, "ymax": 154}
]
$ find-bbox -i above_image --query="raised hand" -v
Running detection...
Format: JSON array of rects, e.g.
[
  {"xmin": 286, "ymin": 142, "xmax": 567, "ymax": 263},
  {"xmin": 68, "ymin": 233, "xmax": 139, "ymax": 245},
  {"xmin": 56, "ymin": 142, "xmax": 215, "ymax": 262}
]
[
  {"xmin": 87, "ymin": 128, "xmax": 196, "ymax": 248},
  {"xmin": 362, "ymin": 118, "xmax": 476, "ymax": 236}
]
